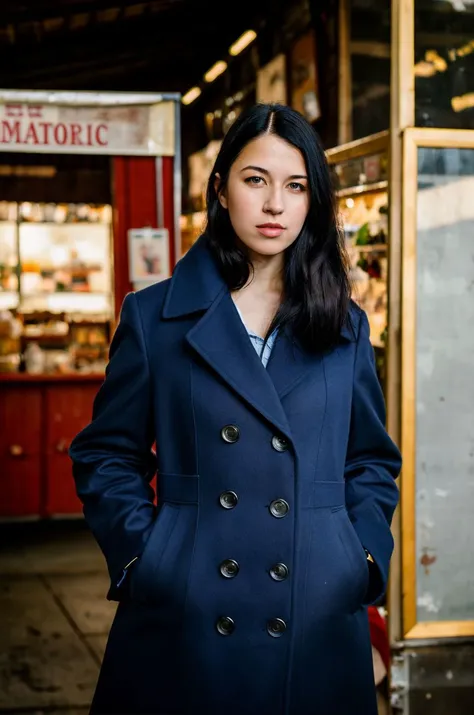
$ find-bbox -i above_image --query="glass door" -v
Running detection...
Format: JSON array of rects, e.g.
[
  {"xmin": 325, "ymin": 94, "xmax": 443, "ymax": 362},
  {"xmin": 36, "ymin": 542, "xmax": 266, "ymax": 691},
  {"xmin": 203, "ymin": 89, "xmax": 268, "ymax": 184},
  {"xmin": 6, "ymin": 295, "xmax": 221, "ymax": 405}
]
[{"xmin": 402, "ymin": 127, "xmax": 474, "ymax": 638}]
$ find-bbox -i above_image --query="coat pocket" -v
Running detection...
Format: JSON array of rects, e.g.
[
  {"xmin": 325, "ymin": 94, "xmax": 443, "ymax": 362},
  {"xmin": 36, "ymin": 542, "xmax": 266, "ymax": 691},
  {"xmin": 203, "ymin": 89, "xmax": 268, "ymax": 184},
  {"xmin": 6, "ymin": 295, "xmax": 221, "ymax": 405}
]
[
  {"xmin": 129, "ymin": 502, "xmax": 180, "ymax": 604},
  {"xmin": 337, "ymin": 509, "xmax": 370, "ymax": 611}
]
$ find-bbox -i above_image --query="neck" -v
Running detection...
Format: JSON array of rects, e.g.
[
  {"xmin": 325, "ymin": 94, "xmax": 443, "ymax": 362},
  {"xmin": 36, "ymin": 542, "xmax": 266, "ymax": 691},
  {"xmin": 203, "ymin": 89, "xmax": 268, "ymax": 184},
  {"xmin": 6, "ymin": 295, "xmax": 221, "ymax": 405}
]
[{"xmin": 245, "ymin": 250, "xmax": 284, "ymax": 293}]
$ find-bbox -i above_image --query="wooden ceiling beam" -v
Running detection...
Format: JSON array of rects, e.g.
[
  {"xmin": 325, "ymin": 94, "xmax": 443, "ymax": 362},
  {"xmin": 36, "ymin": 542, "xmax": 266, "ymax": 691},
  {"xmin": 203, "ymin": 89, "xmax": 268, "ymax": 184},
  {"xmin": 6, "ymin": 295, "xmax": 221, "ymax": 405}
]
[
  {"xmin": 0, "ymin": 0, "xmax": 266, "ymax": 93},
  {"xmin": 0, "ymin": 1, "xmax": 177, "ymax": 25}
]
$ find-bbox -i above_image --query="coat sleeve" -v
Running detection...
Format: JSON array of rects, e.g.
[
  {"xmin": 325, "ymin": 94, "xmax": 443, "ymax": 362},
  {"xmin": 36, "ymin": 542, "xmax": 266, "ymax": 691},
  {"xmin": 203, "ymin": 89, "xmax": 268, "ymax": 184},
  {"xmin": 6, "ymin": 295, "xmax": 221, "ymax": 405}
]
[
  {"xmin": 69, "ymin": 292, "xmax": 157, "ymax": 599},
  {"xmin": 344, "ymin": 310, "xmax": 401, "ymax": 605}
]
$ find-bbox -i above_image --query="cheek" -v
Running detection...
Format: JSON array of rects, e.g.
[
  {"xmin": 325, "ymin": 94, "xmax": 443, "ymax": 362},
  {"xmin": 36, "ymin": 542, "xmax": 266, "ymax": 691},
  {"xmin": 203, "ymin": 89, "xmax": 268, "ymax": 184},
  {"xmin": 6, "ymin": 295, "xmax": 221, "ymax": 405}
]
[
  {"xmin": 227, "ymin": 187, "xmax": 257, "ymax": 225},
  {"xmin": 292, "ymin": 196, "xmax": 310, "ymax": 229},
  {"xmin": 228, "ymin": 186, "xmax": 252, "ymax": 212}
]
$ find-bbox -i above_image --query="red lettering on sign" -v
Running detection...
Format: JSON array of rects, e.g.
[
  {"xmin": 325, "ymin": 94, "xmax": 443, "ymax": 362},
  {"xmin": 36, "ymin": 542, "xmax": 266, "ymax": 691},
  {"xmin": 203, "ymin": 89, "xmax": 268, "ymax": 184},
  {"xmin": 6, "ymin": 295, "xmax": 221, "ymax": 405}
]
[
  {"xmin": 0, "ymin": 113, "xmax": 116, "ymax": 151},
  {"xmin": 28, "ymin": 105, "xmax": 43, "ymax": 118},
  {"xmin": 54, "ymin": 123, "xmax": 67, "ymax": 145},
  {"xmin": 96, "ymin": 124, "xmax": 108, "ymax": 146},
  {"xmin": 37, "ymin": 122, "xmax": 52, "ymax": 144},
  {"xmin": 24, "ymin": 122, "xmax": 40, "ymax": 145},
  {"xmin": 0, "ymin": 120, "xmax": 21, "ymax": 143},
  {"xmin": 70, "ymin": 124, "xmax": 83, "ymax": 146},
  {"xmin": 5, "ymin": 104, "xmax": 23, "ymax": 118}
]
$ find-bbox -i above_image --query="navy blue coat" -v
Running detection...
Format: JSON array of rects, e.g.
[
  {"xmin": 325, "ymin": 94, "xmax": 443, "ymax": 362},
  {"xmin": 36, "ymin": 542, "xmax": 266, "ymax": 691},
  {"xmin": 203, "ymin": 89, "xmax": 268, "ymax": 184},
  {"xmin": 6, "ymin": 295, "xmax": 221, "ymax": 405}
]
[{"xmin": 70, "ymin": 234, "xmax": 401, "ymax": 715}]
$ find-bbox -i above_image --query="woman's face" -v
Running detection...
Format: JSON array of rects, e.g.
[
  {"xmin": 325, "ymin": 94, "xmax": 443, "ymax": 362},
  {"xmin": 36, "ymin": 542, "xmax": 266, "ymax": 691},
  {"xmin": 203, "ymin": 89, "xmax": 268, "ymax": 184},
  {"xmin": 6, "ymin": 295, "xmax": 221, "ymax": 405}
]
[{"xmin": 216, "ymin": 134, "xmax": 310, "ymax": 259}]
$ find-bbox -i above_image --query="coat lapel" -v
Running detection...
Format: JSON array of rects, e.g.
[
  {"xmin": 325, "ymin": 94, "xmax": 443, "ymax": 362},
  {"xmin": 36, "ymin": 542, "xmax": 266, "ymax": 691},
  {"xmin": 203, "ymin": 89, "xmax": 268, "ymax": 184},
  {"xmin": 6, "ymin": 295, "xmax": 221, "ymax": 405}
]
[
  {"xmin": 266, "ymin": 312, "xmax": 357, "ymax": 401},
  {"xmin": 163, "ymin": 234, "xmax": 357, "ymax": 441},
  {"xmin": 266, "ymin": 330, "xmax": 323, "ymax": 401},
  {"xmin": 186, "ymin": 290, "xmax": 292, "ymax": 442}
]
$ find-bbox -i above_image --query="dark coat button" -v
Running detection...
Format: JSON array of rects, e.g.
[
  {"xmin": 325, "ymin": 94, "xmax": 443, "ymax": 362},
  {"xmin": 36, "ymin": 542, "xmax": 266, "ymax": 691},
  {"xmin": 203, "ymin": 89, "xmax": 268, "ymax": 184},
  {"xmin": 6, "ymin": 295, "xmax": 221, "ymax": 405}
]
[
  {"xmin": 219, "ymin": 559, "xmax": 240, "ymax": 578},
  {"xmin": 267, "ymin": 618, "xmax": 287, "ymax": 637},
  {"xmin": 271, "ymin": 435, "xmax": 289, "ymax": 452},
  {"xmin": 269, "ymin": 563, "xmax": 289, "ymax": 581},
  {"xmin": 216, "ymin": 616, "xmax": 235, "ymax": 636},
  {"xmin": 269, "ymin": 499, "xmax": 289, "ymax": 518},
  {"xmin": 221, "ymin": 425, "xmax": 240, "ymax": 443},
  {"xmin": 219, "ymin": 491, "xmax": 239, "ymax": 509}
]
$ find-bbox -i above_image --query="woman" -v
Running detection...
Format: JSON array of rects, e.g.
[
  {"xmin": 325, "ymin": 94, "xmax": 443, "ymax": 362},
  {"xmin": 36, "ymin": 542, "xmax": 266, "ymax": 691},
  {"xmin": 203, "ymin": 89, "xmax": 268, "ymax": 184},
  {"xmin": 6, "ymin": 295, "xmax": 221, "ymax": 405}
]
[{"xmin": 69, "ymin": 103, "xmax": 401, "ymax": 715}]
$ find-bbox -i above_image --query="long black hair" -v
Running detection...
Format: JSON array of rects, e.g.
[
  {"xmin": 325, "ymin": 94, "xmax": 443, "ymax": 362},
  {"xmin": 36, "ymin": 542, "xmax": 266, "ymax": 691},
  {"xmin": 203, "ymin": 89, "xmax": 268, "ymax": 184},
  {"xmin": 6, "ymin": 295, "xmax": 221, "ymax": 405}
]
[{"xmin": 205, "ymin": 103, "xmax": 351, "ymax": 353}]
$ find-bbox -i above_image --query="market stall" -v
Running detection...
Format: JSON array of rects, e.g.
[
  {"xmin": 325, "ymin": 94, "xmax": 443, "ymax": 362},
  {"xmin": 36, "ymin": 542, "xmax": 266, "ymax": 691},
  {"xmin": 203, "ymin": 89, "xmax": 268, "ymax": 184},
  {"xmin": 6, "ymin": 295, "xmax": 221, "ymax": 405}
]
[{"xmin": 0, "ymin": 89, "xmax": 180, "ymax": 519}]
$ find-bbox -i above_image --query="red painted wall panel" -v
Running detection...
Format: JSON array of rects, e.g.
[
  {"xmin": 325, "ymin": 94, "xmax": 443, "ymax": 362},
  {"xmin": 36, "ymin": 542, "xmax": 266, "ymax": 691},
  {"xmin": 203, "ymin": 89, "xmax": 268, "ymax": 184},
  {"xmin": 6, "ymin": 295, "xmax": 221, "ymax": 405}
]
[
  {"xmin": 162, "ymin": 156, "xmax": 176, "ymax": 267},
  {"xmin": 111, "ymin": 156, "xmax": 159, "ymax": 317}
]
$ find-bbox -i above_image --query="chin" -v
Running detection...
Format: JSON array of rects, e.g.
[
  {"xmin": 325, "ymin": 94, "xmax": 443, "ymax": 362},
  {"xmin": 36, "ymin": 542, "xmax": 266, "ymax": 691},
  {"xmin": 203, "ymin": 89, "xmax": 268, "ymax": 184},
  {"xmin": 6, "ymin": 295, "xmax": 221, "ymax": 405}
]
[{"xmin": 245, "ymin": 236, "xmax": 291, "ymax": 257}]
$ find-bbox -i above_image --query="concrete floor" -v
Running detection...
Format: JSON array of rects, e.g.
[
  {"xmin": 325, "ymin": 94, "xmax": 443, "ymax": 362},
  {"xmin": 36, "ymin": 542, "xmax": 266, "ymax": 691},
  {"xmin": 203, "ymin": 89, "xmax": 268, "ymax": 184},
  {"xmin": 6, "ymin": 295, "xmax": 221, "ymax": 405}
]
[{"xmin": 0, "ymin": 520, "xmax": 117, "ymax": 714}]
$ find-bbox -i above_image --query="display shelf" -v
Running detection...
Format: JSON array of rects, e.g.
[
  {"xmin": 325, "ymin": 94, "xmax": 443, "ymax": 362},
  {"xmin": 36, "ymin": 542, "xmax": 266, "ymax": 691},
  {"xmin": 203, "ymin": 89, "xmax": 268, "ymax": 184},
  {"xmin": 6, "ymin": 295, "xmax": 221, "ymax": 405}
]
[
  {"xmin": 19, "ymin": 293, "xmax": 112, "ymax": 314},
  {"xmin": 20, "ymin": 290, "xmax": 110, "ymax": 298},
  {"xmin": 336, "ymin": 180, "xmax": 388, "ymax": 199},
  {"xmin": 353, "ymin": 243, "xmax": 387, "ymax": 252},
  {"xmin": 0, "ymin": 201, "xmax": 114, "ymax": 376},
  {"xmin": 18, "ymin": 220, "xmax": 110, "ymax": 227},
  {"xmin": 21, "ymin": 333, "xmax": 68, "ymax": 344},
  {"xmin": 326, "ymin": 135, "xmax": 389, "ymax": 374}
]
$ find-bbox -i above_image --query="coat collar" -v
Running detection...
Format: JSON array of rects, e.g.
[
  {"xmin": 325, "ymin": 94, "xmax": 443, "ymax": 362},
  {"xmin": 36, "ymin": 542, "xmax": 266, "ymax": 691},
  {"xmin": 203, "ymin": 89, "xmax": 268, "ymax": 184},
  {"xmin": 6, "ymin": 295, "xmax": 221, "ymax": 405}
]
[
  {"xmin": 162, "ymin": 233, "xmax": 356, "ymax": 343},
  {"xmin": 162, "ymin": 234, "xmax": 225, "ymax": 319}
]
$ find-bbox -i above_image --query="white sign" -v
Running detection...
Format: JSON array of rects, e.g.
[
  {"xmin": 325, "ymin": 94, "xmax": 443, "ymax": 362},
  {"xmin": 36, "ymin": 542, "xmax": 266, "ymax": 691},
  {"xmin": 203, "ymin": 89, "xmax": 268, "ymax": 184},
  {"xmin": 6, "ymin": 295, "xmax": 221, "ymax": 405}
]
[
  {"xmin": 0, "ymin": 101, "xmax": 175, "ymax": 156},
  {"xmin": 128, "ymin": 228, "xmax": 170, "ymax": 285}
]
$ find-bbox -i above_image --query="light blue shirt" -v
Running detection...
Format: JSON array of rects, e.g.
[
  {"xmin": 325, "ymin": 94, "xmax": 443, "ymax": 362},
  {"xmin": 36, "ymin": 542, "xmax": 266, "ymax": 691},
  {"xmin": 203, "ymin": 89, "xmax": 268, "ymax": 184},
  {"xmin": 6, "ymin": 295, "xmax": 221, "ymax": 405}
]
[{"xmin": 234, "ymin": 303, "xmax": 278, "ymax": 368}]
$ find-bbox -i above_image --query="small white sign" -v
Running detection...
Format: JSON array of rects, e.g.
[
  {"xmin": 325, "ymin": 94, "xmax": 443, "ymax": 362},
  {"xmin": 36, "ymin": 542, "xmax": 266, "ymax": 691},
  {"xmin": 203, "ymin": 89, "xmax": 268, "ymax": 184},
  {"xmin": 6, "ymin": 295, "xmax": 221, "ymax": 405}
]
[{"xmin": 128, "ymin": 227, "xmax": 170, "ymax": 285}]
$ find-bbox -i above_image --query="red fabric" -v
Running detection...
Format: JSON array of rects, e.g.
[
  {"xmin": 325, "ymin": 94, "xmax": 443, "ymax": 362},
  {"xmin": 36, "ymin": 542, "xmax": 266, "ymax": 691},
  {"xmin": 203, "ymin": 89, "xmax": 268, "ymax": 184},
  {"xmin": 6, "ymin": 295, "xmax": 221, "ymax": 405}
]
[{"xmin": 368, "ymin": 606, "xmax": 390, "ymax": 672}]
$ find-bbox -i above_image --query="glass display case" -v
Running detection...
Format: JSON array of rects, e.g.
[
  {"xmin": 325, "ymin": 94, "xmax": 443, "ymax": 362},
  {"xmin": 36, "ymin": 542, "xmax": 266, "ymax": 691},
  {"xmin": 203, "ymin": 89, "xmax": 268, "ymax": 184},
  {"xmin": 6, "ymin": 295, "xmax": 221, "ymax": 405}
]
[
  {"xmin": 0, "ymin": 201, "xmax": 114, "ymax": 374},
  {"xmin": 327, "ymin": 131, "xmax": 389, "ymax": 385}
]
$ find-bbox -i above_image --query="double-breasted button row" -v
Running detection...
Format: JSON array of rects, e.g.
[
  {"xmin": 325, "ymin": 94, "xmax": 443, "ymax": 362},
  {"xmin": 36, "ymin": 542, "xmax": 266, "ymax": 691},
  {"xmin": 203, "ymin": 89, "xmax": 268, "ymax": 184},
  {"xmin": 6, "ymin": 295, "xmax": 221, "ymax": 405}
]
[
  {"xmin": 217, "ymin": 423, "xmax": 289, "ymax": 639},
  {"xmin": 216, "ymin": 616, "xmax": 287, "ymax": 637},
  {"xmin": 219, "ymin": 425, "xmax": 291, "ymax": 519},
  {"xmin": 218, "ymin": 559, "xmax": 289, "ymax": 581},
  {"xmin": 220, "ymin": 491, "xmax": 290, "ymax": 518},
  {"xmin": 221, "ymin": 424, "xmax": 289, "ymax": 453}
]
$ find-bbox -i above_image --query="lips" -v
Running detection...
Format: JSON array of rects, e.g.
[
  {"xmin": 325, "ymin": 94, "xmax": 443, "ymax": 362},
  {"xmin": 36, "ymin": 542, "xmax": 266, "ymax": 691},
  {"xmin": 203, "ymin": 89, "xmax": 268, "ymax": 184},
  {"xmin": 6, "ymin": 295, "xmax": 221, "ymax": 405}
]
[{"xmin": 256, "ymin": 222, "xmax": 285, "ymax": 238}]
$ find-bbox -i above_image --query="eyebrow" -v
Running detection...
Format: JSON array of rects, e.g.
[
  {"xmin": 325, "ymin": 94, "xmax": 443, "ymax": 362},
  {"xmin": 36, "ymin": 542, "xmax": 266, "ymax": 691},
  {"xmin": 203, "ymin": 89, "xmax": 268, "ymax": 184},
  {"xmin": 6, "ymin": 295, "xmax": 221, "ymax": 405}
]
[{"xmin": 240, "ymin": 165, "xmax": 308, "ymax": 180}]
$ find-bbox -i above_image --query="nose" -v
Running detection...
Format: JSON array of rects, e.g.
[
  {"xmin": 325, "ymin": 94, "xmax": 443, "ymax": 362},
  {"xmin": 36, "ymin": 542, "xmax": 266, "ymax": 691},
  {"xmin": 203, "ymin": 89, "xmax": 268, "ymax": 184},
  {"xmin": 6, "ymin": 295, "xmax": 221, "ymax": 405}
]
[{"xmin": 263, "ymin": 186, "xmax": 284, "ymax": 216}]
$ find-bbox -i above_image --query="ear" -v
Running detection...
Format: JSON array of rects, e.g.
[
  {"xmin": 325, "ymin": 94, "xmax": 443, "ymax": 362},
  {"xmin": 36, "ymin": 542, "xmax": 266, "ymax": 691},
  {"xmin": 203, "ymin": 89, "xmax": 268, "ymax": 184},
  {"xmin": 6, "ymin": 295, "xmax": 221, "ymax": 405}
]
[{"xmin": 214, "ymin": 173, "xmax": 228, "ymax": 209}]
